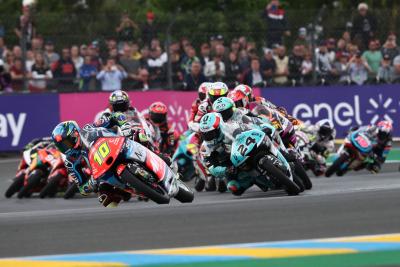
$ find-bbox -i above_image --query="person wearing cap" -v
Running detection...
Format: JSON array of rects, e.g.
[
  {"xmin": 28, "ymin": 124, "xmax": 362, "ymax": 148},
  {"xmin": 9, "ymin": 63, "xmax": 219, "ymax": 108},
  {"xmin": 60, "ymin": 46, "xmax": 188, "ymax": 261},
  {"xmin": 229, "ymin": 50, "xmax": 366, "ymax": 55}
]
[
  {"xmin": 362, "ymin": 39, "xmax": 382, "ymax": 77},
  {"xmin": 293, "ymin": 27, "xmax": 310, "ymax": 50},
  {"xmin": 377, "ymin": 54, "xmax": 393, "ymax": 84},
  {"xmin": 141, "ymin": 11, "xmax": 158, "ymax": 46},
  {"xmin": 199, "ymin": 43, "xmax": 211, "ymax": 66},
  {"xmin": 351, "ymin": 3, "xmax": 377, "ymax": 50},
  {"xmin": 44, "ymin": 40, "xmax": 59, "ymax": 65}
]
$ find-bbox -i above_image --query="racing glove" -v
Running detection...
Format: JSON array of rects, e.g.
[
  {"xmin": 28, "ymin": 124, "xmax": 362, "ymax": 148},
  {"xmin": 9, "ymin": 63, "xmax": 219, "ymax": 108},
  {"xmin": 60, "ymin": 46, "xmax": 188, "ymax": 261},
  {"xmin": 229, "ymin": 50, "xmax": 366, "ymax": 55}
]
[
  {"xmin": 209, "ymin": 166, "xmax": 227, "ymax": 179},
  {"xmin": 78, "ymin": 177, "xmax": 96, "ymax": 196}
]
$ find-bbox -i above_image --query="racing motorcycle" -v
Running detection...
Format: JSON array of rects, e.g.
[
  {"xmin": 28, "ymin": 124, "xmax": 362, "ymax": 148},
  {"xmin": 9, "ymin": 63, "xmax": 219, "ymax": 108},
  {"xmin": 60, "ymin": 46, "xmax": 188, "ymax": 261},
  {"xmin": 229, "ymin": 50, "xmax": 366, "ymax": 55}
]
[
  {"xmin": 172, "ymin": 131, "xmax": 226, "ymax": 192},
  {"xmin": 325, "ymin": 130, "xmax": 374, "ymax": 177},
  {"xmin": 17, "ymin": 145, "xmax": 69, "ymax": 198},
  {"xmin": 295, "ymin": 130, "xmax": 326, "ymax": 176},
  {"xmin": 4, "ymin": 149, "xmax": 32, "ymax": 198},
  {"xmin": 230, "ymin": 128, "xmax": 302, "ymax": 195},
  {"xmin": 86, "ymin": 128, "xmax": 194, "ymax": 204}
]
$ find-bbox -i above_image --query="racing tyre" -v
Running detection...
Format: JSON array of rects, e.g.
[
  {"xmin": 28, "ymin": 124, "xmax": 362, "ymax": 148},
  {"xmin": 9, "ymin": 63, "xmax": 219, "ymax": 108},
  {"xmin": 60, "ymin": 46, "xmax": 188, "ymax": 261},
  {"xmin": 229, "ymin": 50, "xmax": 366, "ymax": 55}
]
[
  {"xmin": 64, "ymin": 183, "xmax": 78, "ymax": 199},
  {"xmin": 325, "ymin": 154, "xmax": 349, "ymax": 177},
  {"xmin": 194, "ymin": 177, "xmax": 205, "ymax": 192},
  {"xmin": 294, "ymin": 160, "xmax": 312, "ymax": 189},
  {"xmin": 40, "ymin": 174, "xmax": 62, "ymax": 198},
  {"xmin": 217, "ymin": 179, "xmax": 227, "ymax": 193},
  {"xmin": 174, "ymin": 180, "xmax": 194, "ymax": 203},
  {"xmin": 5, "ymin": 174, "xmax": 24, "ymax": 198},
  {"xmin": 205, "ymin": 176, "xmax": 216, "ymax": 191},
  {"xmin": 17, "ymin": 170, "xmax": 44, "ymax": 199},
  {"xmin": 260, "ymin": 158, "xmax": 300, "ymax": 196},
  {"xmin": 121, "ymin": 165, "xmax": 170, "ymax": 204},
  {"xmin": 293, "ymin": 174, "xmax": 305, "ymax": 192}
]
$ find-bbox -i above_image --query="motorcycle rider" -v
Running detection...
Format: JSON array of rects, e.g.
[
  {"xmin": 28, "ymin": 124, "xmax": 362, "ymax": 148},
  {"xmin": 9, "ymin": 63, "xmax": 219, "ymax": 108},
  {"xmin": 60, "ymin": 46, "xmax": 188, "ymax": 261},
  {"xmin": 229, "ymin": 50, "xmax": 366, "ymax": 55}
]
[
  {"xmin": 349, "ymin": 120, "xmax": 393, "ymax": 173},
  {"xmin": 301, "ymin": 119, "xmax": 336, "ymax": 175},
  {"xmin": 148, "ymin": 101, "xmax": 179, "ymax": 157},
  {"xmin": 52, "ymin": 114, "xmax": 179, "ymax": 207},
  {"xmin": 188, "ymin": 82, "xmax": 213, "ymax": 132},
  {"xmin": 17, "ymin": 137, "xmax": 54, "ymax": 176}
]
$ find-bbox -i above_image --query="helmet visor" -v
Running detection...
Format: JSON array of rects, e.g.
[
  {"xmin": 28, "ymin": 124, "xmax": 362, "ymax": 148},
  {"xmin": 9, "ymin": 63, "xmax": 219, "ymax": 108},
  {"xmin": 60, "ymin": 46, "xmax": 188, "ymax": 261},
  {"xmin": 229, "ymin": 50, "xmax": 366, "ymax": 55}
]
[
  {"xmin": 319, "ymin": 126, "xmax": 333, "ymax": 140},
  {"xmin": 150, "ymin": 112, "xmax": 167, "ymax": 124},
  {"xmin": 202, "ymin": 127, "xmax": 221, "ymax": 142},
  {"xmin": 55, "ymin": 135, "xmax": 78, "ymax": 153},
  {"xmin": 220, "ymin": 108, "xmax": 234, "ymax": 121},
  {"xmin": 113, "ymin": 102, "xmax": 129, "ymax": 112}
]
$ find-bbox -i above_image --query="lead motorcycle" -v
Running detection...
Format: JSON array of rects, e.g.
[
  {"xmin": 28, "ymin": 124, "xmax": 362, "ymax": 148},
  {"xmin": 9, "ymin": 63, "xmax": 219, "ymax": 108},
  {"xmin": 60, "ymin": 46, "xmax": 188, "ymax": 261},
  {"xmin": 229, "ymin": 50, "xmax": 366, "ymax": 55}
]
[
  {"xmin": 325, "ymin": 130, "xmax": 374, "ymax": 177},
  {"xmin": 230, "ymin": 128, "xmax": 302, "ymax": 196},
  {"xmin": 85, "ymin": 127, "xmax": 194, "ymax": 204}
]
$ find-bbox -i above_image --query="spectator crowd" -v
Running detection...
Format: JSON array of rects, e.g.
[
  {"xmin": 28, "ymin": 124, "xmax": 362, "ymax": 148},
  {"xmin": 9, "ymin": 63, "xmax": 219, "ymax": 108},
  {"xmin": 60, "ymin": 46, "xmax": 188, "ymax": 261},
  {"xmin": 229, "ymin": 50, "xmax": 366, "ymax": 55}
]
[{"xmin": 1, "ymin": 1, "xmax": 400, "ymax": 93}]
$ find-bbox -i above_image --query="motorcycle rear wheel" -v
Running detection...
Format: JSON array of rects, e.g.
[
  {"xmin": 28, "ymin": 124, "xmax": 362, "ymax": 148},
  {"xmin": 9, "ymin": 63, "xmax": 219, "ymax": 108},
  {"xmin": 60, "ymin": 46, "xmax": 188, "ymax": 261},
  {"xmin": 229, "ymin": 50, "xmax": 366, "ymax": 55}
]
[
  {"xmin": 325, "ymin": 154, "xmax": 349, "ymax": 177},
  {"xmin": 121, "ymin": 165, "xmax": 170, "ymax": 204},
  {"xmin": 294, "ymin": 160, "xmax": 313, "ymax": 189},
  {"xmin": 5, "ymin": 174, "xmax": 24, "ymax": 198},
  {"xmin": 17, "ymin": 170, "xmax": 44, "ymax": 199},
  {"xmin": 260, "ymin": 158, "xmax": 300, "ymax": 196},
  {"xmin": 194, "ymin": 176, "xmax": 205, "ymax": 192}
]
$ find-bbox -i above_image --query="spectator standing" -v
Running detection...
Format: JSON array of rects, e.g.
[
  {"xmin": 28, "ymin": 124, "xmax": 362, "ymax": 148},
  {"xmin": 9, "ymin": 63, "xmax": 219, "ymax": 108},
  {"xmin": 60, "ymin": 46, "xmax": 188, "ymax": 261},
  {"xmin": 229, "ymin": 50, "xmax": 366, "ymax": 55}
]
[
  {"xmin": 199, "ymin": 43, "xmax": 211, "ymax": 67},
  {"xmin": 14, "ymin": 7, "xmax": 35, "ymax": 49},
  {"xmin": 133, "ymin": 68, "xmax": 151, "ymax": 91},
  {"xmin": 147, "ymin": 46, "xmax": 167, "ymax": 86},
  {"xmin": 262, "ymin": 0, "xmax": 290, "ymax": 48},
  {"xmin": 351, "ymin": 3, "xmax": 377, "ymax": 50},
  {"xmin": 44, "ymin": 41, "xmax": 59, "ymax": 65},
  {"xmin": 79, "ymin": 56, "xmax": 97, "ymax": 91},
  {"xmin": 10, "ymin": 58, "xmax": 24, "ymax": 91},
  {"xmin": 315, "ymin": 42, "xmax": 334, "ymax": 83},
  {"xmin": 25, "ymin": 50, "xmax": 35, "ymax": 71},
  {"xmin": 71, "ymin": 45, "xmax": 83, "ymax": 75},
  {"xmin": 377, "ymin": 54, "xmax": 393, "ymax": 83},
  {"xmin": 88, "ymin": 45, "xmax": 102, "ymax": 70},
  {"xmin": 0, "ymin": 37, "xmax": 7, "ymax": 60},
  {"xmin": 288, "ymin": 45, "xmax": 304, "ymax": 85},
  {"xmin": 52, "ymin": 48, "xmax": 76, "ymax": 89},
  {"xmin": 261, "ymin": 49, "xmax": 276, "ymax": 85},
  {"xmin": 391, "ymin": 55, "xmax": 400, "ymax": 83},
  {"xmin": 141, "ymin": 11, "xmax": 158, "ymax": 46},
  {"xmin": 116, "ymin": 12, "xmax": 139, "ymax": 45},
  {"xmin": 0, "ymin": 62, "xmax": 12, "ymax": 92},
  {"xmin": 362, "ymin": 40, "xmax": 382, "ymax": 77},
  {"xmin": 243, "ymin": 57, "xmax": 266, "ymax": 87},
  {"xmin": 333, "ymin": 53, "xmax": 350, "ymax": 84},
  {"xmin": 348, "ymin": 52, "xmax": 371, "ymax": 85},
  {"xmin": 273, "ymin": 45, "xmax": 289, "ymax": 85},
  {"xmin": 301, "ymin": 52, "xmax": 313, "ymax": 84},
  {"xmin": 204, "ymin": 55, "xmax": 225, "ymax": 81},
  {"xmin": 293, "ymin": 27, "xmax": 310, "ymax": 50},
  {"xmin": 381, "ymin": 34, "xmax": 400, "ymax": 62},
  {"xmin": 180, "ymin": 46, "xmax": 199, "ymax": 75},
  {"xmin": 225, "ymin": 51, "xmax": 241, "ymax": 87},
  {"xmin": 119, "ymin": 44, "xmax": 140, "ymax": 81},
  {"xmin": 97, "ymin": 57, "xmax": 127, "ymax": 91},
  {"xmin": 184, "ymin": 60, "xmax": 206, "ymax": 91},
  {"xmin": 29, "ymin": 52, "xmax": 52, "ymax": 91}
]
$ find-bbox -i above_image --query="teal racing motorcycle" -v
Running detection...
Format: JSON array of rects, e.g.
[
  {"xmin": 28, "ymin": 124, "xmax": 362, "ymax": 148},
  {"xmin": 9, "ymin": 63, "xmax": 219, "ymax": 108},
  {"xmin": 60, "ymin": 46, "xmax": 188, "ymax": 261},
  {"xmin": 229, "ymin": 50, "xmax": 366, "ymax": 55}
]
[{"xmin": 230, "ymin": 128, "xmax": 302, "ymax": 195}]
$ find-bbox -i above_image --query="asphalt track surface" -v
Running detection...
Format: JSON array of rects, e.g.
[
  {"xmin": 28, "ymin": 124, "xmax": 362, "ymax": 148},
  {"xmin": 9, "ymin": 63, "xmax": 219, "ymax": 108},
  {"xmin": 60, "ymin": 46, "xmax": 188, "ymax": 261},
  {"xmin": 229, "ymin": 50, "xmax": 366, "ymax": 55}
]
[{"xmin": 0, "ymin": 158, "xmax": 399, "ymax": 258}]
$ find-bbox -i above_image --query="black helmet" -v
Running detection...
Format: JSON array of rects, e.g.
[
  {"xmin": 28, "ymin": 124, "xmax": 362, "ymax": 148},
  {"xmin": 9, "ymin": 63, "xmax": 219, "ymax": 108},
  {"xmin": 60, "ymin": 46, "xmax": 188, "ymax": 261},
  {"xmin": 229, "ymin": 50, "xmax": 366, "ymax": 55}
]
[
  {"xmin": 317, "ymin": 119, "xmax": 334, "ymax": 141},
  {"xmin": 109, "ymin": 90, "xmax": 130, "ymax": 112}
]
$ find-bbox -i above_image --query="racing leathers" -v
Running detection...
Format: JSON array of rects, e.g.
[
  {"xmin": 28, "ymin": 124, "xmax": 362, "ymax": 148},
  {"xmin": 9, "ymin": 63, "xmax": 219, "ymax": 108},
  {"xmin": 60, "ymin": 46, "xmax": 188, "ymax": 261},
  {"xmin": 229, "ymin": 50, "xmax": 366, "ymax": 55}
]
[
  {"xmin": 151, "ymin": 121, "xmax": 179, "ymax": 157},
  {"xmin": 18, "ymin": 137, "xmax": 53, "ymax": 172},
  {"xmin": 349, "ymin": 125, "xmax": 392, "ymax": 172}
]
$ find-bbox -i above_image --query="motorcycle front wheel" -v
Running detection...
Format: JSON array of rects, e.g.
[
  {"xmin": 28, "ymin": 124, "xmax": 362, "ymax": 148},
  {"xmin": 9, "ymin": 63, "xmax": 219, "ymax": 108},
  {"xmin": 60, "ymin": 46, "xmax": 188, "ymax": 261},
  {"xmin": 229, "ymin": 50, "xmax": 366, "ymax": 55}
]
[
  {"xmin": 17, "ymin": 169, "xmax": 44, "ymax": 199},
  {"xmin": 325, "ymin": 154, "xmax": 349, "ymax": 177},
  {"xmin": 5, "ymin": 173, "xmax": 25, "ymax": 198},
  {"xmin": 121, "ymin": 165, "xmax": 170, "ymax": 204},
  {"xmin": 174, "ymin": 180, "xmax": 194, "ymax": 203}
]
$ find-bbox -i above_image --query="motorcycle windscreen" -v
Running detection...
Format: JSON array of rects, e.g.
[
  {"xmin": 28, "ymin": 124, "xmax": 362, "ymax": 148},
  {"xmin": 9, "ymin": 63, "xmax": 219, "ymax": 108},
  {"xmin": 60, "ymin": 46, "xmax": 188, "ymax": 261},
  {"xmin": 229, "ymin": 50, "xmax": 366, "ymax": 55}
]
[
  {"xmin": 230, "ymin": 129, "xmax": 265, "ymax": 167},
  {"xmin": 89, "ymin": 137, "xmax": 125, "ymax": 179}
]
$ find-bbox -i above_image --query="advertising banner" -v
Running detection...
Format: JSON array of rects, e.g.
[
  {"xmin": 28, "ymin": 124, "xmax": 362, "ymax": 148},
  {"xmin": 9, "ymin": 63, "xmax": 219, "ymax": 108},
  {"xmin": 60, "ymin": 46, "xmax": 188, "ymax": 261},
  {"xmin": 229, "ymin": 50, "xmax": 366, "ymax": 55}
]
[
  {"xmin": 261, "ymin": 84, "xmax": 399, "ymax": 137},
  {"xmin": 0, "ymin": 94, "xmax": 60, "ymax": 151},
  {"xmin": 59, "ymin": 91, "xmax": 197, "ymax": 133}
]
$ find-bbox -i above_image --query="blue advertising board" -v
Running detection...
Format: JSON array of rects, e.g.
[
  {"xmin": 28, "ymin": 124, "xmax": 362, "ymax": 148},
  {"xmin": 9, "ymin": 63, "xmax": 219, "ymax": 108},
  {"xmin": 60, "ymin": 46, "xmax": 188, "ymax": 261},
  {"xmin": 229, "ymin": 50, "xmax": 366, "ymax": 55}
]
[
  {"xmin": 0, "ymin": 94, "xmax": 60, "ymax": 151},
  {"xmin": 262, "ymin": 84, "xmax": 399, "ymax": 137}
]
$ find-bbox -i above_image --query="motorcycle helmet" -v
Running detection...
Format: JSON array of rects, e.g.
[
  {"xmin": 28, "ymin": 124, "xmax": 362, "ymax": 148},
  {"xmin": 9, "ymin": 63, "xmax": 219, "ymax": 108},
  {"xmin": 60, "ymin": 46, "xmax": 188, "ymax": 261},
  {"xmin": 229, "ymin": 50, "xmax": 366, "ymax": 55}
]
[
  {"xmin": 199, "ymin": 112, "xmax": 222, "ymax": 143},
  {"xmin": 207, "ymin": 82, "xmax": 229, "ymax": 104},
  {"xmin": 52, "ymin": 121, "xmax": 82, "ymax": 154},
  {"xmin": 149, "ymin": 101, "xmax": 168, "ymax": 125},
  {"xmin": 198, "ymin": 82, "xmax": 212, "ymax": 101},
  {"xmin": 109, "ymin": 90, "xmax": 130, "ymax": 112},
  {"xmin": 376, "ymin": 120, "xmax": 392, "ymax": 141},
  {"xmin": 212, "ymin": 97, "xmax": 235, "ymax": 121},
  {"xmin": 228, "ymin": 89, "xmax": 249, "ymax": 109},
  {"xmin": 316, "ymin": 119, "xmax": 335, "ymax": 141},
  {"xmin": 234, "ymin": 84, "xmax": 253, "ymax": 101}
]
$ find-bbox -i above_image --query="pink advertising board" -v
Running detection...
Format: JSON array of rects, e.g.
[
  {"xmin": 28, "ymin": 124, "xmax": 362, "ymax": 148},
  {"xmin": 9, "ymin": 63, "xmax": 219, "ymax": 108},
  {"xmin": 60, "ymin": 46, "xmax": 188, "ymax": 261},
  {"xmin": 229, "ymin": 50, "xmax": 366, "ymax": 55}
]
[{"xmin": 59, "ymin": 89, "xmax": 260, "ymax": 133}]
